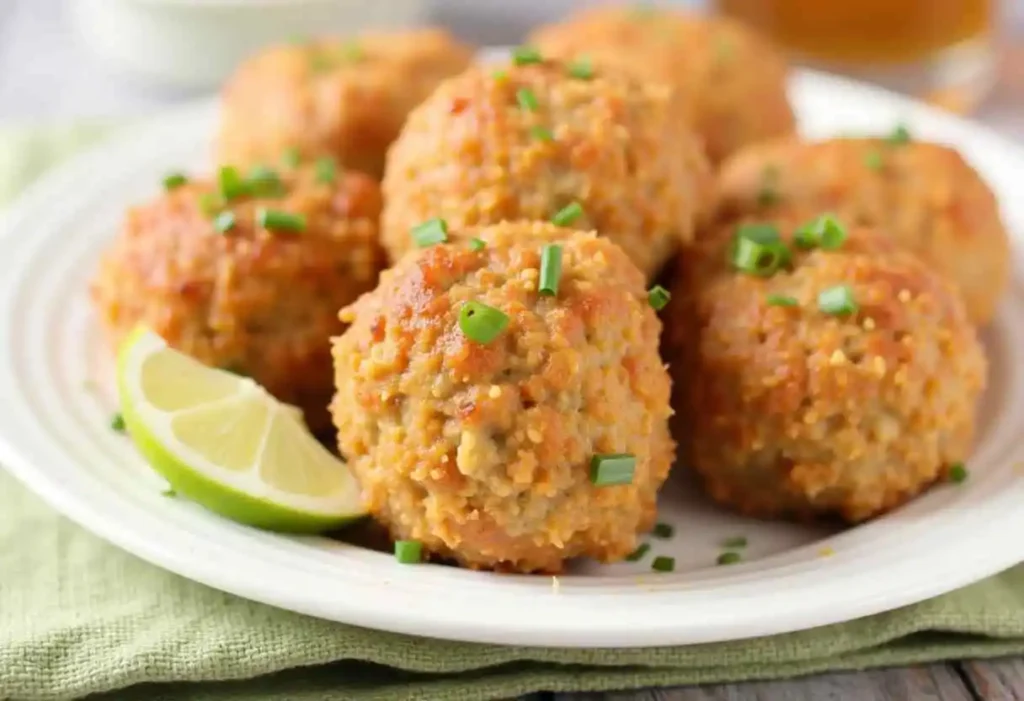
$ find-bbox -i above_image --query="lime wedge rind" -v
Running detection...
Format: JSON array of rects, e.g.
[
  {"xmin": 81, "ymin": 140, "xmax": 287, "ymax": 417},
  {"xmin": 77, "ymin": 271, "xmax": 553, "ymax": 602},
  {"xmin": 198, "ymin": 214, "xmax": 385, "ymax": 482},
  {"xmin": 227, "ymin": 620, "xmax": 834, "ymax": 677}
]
[{"xmin": 115, "ymin": 327, "xmax": 366, "ymax": 533}]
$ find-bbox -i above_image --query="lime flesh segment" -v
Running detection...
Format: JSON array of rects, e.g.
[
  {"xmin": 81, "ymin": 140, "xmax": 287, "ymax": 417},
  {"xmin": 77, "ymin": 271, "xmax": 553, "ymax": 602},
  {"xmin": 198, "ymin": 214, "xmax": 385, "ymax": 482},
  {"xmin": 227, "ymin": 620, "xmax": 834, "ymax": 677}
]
[{"xmin": 116, "ymin": 328, "xmax": 366, "ymax": 533}]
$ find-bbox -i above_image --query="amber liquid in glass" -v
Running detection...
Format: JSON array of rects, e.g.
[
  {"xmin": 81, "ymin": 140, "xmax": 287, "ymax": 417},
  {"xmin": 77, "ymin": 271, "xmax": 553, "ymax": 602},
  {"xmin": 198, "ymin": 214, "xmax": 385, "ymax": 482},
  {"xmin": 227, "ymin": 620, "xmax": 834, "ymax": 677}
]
[{"xmin": 716, "ymin": 0, "xmax": 996, "ymax": 113}]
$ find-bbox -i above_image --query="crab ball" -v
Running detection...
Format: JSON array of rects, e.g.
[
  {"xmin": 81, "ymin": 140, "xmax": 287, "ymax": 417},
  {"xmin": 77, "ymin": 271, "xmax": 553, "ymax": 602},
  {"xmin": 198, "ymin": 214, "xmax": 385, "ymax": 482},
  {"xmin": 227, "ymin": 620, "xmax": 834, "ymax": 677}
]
[
  {"xmin": 91, "ymin": 161, "xmax": 385, "ymax": 431},
  {"xmin": 530, "ymin": 6, "xmax": 796, "ymax": 164},
  {"xmin": 665, "ymin": 218, "xmax": 986, "ymax": 522},
  {"xmin": 216, "ymin": 29, "xmax": 474, "ymax": 178},
  {"xmin": 715, "ymin": 136, "xmax": 1011, "ymax": 325},
  {"xmin": 331, "ymin": 221, "xmax": 675, "ymax": 572},
  {"xmin": 381, "ymin": 57, "xmax": 711, "ymax": 279}
]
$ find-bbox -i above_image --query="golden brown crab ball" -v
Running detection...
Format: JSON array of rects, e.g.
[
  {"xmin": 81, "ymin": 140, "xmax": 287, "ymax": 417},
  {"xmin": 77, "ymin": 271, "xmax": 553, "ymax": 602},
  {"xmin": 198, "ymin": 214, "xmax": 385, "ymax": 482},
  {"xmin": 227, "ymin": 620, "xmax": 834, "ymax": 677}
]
[
  {"xmin": 665, "ymin": 218, "xmax": 986, "ymax": 523},
  {"xmin": 91, "ymin": 161, "xmax": 385, "ymax": 432},
  {"xmin": 715, "ymin": 136, "xmax": 1011, "ymax": 326},
  {"xmin": 529, "ymin": 6, "xmax": 796, "ymax": 164},
  {"xmin": 381, "ymin": 56, "xmax": 711, "ymax": 279},
  {"xmin": 331, "ymin": 221, "xmax": 675, "ymax": 572},
  {"xmin": 215, "ymin": 28, "xmax": 474, "ymax": 178}
]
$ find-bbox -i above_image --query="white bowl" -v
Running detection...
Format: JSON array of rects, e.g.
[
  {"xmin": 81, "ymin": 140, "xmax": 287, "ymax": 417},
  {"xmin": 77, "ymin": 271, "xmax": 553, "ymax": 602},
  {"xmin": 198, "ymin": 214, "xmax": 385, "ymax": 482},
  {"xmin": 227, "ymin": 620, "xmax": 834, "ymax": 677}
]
[{"xmin": 70, "ymin": 0, "xmax": 428, "ymax": 91}]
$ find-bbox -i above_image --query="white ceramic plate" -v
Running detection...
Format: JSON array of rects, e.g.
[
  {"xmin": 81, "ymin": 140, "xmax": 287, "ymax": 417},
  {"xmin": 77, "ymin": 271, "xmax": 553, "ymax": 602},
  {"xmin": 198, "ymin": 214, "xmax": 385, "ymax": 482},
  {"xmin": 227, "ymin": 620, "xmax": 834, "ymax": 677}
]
[{"xmin": 2, "ymin": 68, "xmax": 1024, "ymax": 648}]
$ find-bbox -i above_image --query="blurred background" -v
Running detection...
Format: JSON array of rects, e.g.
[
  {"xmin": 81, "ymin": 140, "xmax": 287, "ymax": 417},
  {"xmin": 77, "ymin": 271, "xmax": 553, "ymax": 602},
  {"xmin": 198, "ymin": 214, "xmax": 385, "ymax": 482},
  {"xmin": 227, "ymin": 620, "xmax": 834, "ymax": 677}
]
[{"xmin": 2, "ymin": 0, "xmax": 1023, "ymax": 136}]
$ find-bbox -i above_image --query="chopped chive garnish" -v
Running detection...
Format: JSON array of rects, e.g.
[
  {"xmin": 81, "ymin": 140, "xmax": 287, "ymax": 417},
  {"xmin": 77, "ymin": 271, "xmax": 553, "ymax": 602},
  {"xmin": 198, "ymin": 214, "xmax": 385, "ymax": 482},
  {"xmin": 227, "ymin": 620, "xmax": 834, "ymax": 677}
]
[
  {"xmin": 652, "ymin": 522, "xmax": 674, "ymax": 538},
  {"xmin": 161, "ymin": 488, "xmax": 177, "ymax": 498},
  {"xmin": 864, "ymin": 150, "xmax": 884, "ymax": 171},
  {"xmin": 110, "ymin": 412, "xmax": 126, "ymax": 433},
  {"xmin": 492, "ymin": 69, "xmax": 508, "ymax": 81},
  {"xmin": 530, "ymin": 125, "xmax": 554, "ymax": 141},
  {"xmin": 648, "ymin": 285, "xmax": 671, "ymax": 310},
  {"xmin": 517, "ymin": 87, "xmax": 540, "ymax": 112},
  {"xmin": 766, "ymin": 294, "xmax": 799, "ymax": 307},
  {"xmin": 538, "ymin": 244, "xmax": 563, "ymax": 296},
  {"xmin": 394, "ymin": 540, "xmax": 423, "ymax": 564},
  {"xmin": 339, "ymin": 42, "xmax": 364, "ymax": 62},
  {"xmin": 949, "ymin": 462, "xmax": 969, "ymax": 483},
  {"xmin": 625, "ymin": 543, "xmax": 650, "ymax": 562},
  {"xmin": 281, "ymin": 147, "xmax": 301, "ymax": 168},
  {"xmin": 722, "ymin": 536, "xmax": 748, "ymax": 549},
  {"xmin": 732, "ymin": 237, "xmax": 789, "ymax": 277},
  {"xmin": 736, "ymin": 223, "xmax": 780, "ymax": 244},
  {"xmin": 651, "ymin": 556, "xmax": 675, "ymax": 572},
  {"xmin": 590, "ymin": 453, "xmax": 636, "ymax": 486},
  {"xmin": 257, "ymin": 208, "xmax": 306, "ymax": 233},
  {"xmin": 888, "ymin": 123, "xmax": 912, "ymax": 145},
  {"xmin": 512, "ymin": 46, "xmax": 543, "ymax": 65},
  {"xmin": 163, "ymin": 173, "xmax": 188, "ymax": 191},
  {"xmin": 795, "ymin": 214, "xmax": 847, "ymax": 250},
  {"xmin": 568, "ymin": 58, "xmax": 594, "ymax": 79},
  {"xmin": 197, "ymin": 192, "xmax": 223, "ymax": 217},
  {"xmin": 411, "ymin": 218, "xmax": 449, "ymax": 247},
  {"xmin": 217, "ymin": 166, "xmax": 250, "ymax": 201},
  {"xmin": 552, "ymin": 201, "xmax": 584, "ymax": 227},
  {"xmin": 717, "ymin": 551, "xmax": 742, "ymax": 565},
  {"xmin": 246, "ymin": 166, "xmax": 285, "ymax": 197},
  {"xmin": 315, "ymin": 156, "xmax": 337, "ymax": 185},
  {"xmin": 213, "ymin": 211, "xmax": 237, "ymax": 234},
  {"xmin": 469, "ymin": 237, "xmax": 486, "ymax": 251},
  {"xmin": 818, "ymin": 285, "xmax": 858, "ymax": 315},
  {"xmin": 458, "ymin": 301, "xmax": 510, "ymax": 344}
]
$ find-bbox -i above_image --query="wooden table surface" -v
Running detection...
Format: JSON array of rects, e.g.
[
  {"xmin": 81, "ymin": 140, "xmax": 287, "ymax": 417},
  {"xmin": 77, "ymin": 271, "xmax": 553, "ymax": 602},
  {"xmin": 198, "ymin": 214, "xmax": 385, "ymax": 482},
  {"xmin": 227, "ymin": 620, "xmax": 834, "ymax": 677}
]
[{"xmin": 512, "ymin": 658, "xmax": 1024, "ymax": 699}]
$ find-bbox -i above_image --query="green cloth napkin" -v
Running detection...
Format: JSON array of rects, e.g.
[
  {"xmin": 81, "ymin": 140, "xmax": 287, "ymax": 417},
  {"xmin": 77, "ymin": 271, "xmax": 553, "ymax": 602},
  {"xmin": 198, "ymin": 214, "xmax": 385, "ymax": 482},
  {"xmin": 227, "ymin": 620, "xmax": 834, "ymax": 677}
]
[{"xmin": 3, "ymin": 123, "xmax": 1024, "ymax": 701}]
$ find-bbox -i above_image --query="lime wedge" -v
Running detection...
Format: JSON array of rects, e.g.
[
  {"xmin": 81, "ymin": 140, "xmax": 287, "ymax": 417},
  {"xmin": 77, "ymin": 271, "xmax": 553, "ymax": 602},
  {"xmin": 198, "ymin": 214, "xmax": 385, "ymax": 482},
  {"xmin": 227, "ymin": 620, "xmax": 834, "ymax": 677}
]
[{"xmin": 116, "ymin": 327, "xmax": 365, "ymax": 532}]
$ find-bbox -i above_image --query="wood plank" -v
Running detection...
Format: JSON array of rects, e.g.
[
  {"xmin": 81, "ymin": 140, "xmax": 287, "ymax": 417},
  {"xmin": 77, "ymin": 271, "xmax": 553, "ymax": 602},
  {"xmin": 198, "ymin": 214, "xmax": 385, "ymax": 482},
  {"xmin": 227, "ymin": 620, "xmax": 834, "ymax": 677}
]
[
  {"xmin": 959, "ymin": 658, "xmax": 1024, "ymax": 699},
  {"xmin": 553, "ymin": 665, "xmax": 972, "ymax": 701}
]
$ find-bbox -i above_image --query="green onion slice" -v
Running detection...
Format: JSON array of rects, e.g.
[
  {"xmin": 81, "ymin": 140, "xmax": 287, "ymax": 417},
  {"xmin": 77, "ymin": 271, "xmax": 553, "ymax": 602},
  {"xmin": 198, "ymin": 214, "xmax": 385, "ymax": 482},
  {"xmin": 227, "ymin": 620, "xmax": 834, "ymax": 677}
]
[
  {"xmin": 538, "ymin": 244, "xmax": 563, "ymax": 296},
  {"xmin": 530, "ymin": 125, "xmax": 554, "ymax": 141},
  {"xmin": 512, "ymin": 46, "xmax": 543, "ymax": 65},
  {"xmin": 625, "ymin": 543, "xmax": 650, "ymax": 562},
  {"xmin": 651, "ymin": 556, "xmax": 675, "ymax": 573},
  {"xmin": 257, "ymin": 208, "xmax": 306, "ymax": 233},
  {"xmin": 394, "ymin": 540, "xmax": 422, "ymax": 564},
  {"xmin": 517, "ymin": 87, "xmax": 539, "ymax": 112},
  {"xmin": 732, "ymin": 237, "xmax": 789, "ymax": 277},
  {"xmin": 552, "ymin": 201, "xmax": 584, "ymax": 227},
  {"xmin": 411, "ymin": 218, "xmax": 449, "ymax": 247},
  {"xmin": 590, "ymin": 453, "xmax": 636, "ymax": 486},
  {"xmin": 652, "ymin": 522, "xmax": 674, "ymax": 538},
  {"xmin": 197, "ymin": 192, "xmax": 223, "ymax": 218},
  {"xmin": 314, "ymin": 156, "xmax": 337, "ymax": 185},
  {"xmin": 648, "ymin": 285, "xmax": 671, "ymax": 310},
  {"xmin": 949, "ymin": 462, "xmax": 969, "ymax": 484},
  {"xmin": 281, "ymin": 147, "xmax": 301, "ymax": 168},
  {"xmin": 818, "ymin": 285, "xmax": 858, "ymax": 315},
  {"xmin": 217, "ymin": 166, "xmax": 250, "ymax": 201},
  {"xmin": 110, "ymin": 412, "xmax": 126, "ymax": 433},
  {"xmin": 469, "ymin": 237, "xmax": 486, "ymax": 251},
  {"xmin": 458, "ymin": 301, "xmax": 509, "ymax": 344},
  {"xmin": 246, "ymin": 166, "xmax": 286, "ymax": 197},
  {"xmin": 736, "ymin": 223, "xmax": 780, "ymax": 244},
  {"xmin": 163, "ymin": 173, "xmax": 188, "ymax": 191},
  {"xmin": 717, "ymin": 551, "xmax": 742, "ymax": 565},
  {"xmin": 766, "ymin": 294, "xmax": 798, "ymax": 307},
  {"xmin": 213, "ymin": 211, "xmax": 237, "ymax": 234},
  {"xmin": 888, "ymin": 123, "xmax": 912, "ymax": 145},
  {"xmin": 568, "ymin": 58, "xmax": 594, "ymax": 79}
]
